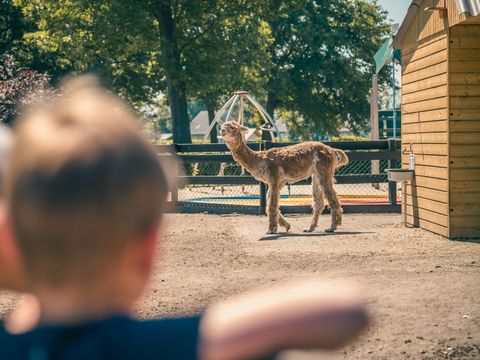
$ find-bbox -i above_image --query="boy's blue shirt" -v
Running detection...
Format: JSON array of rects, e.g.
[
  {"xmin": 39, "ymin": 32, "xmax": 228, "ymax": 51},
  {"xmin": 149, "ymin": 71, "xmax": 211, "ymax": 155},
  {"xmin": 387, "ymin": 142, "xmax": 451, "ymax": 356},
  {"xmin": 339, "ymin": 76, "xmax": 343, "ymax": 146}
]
[{"xmin": 0, "ymin": 315, "xmax": 201, "ymax": 360}]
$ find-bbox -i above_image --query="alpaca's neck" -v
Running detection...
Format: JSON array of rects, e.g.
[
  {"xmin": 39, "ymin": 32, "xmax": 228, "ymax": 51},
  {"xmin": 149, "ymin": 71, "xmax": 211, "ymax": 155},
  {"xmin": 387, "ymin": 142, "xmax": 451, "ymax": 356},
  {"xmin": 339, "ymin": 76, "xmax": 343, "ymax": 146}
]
[{"xmin": 228, "ymin": 139, "xmax": 259, "ymax": 172}]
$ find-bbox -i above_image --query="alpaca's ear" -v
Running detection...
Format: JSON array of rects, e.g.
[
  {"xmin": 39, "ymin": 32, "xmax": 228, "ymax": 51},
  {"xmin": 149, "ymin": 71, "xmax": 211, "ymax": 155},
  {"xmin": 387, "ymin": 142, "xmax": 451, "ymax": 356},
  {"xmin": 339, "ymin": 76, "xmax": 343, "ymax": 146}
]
[{"xmin": 239, "ymin": 125, "xmax": 249, "ymax": 134}]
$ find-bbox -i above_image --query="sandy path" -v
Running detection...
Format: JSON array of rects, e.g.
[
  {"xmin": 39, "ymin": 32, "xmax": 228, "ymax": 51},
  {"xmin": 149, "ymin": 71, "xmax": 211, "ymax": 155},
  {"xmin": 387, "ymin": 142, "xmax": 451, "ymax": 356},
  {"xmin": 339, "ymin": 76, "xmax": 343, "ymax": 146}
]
[{"xmin": 2, "ymin": 213, "xmax": 479, "ymax": 359}]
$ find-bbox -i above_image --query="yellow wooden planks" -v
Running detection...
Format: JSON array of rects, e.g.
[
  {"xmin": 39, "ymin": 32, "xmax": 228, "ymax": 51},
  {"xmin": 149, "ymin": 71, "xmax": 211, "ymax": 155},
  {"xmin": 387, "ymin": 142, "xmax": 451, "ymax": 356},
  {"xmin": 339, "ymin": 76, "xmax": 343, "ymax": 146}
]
[
  {"xmin": 450, "ymin": 62, "xmax": 480, "ymax": 73},
  {"xmin": 404, "ymin": 50, "xmax": 447, "ymax": 75},
  {"xmin": 450, "ymin": 72, "xmax": 480, "ymax": 84},
  {"xmin": 450, "ymin": 25, "xmax": 480, "ymax": 37},
  {"xmin": 450, "ymin": 145, "xmax": 480, "ymax": 157},
  {"xmin": 402, "ymin": 62, "xmax": 447, "ymax": 85},
  {"xmin": 450, "ymin": 157, "xmax": 480, "ymax": 168},
  {"xmin": 450, "ymin": 225, "xmax": 480, "ymax": 238},
  {"xmin": 450, "ymin": 190, "xmax": 480, "ymax": 205},
  {"xmin": 406, "ymin": 215, "xmax": 449, "ymax": 237},
  {"xmin": 450, "ymin": 96, "xmax": 480, "ymax": 109},
  {"xmin": 401, "ymin": 164, "xmax": 448, "ymax": 179},
  {"xmin": 403, "ymin": 120, "xmax": 448, "ymax": 133},
  {"xmin": 406, "ymin": 185, "xmax": 448, "ymax": 203},
  {"xmin": 402, "ymin": 154, "xmax": 448, "ymax": 167},
  {"xmin": 412, "ymin": 175, "xmax": 448, "ymax": 191},
  {"xmin": 449, "ymin": 37, "xmax": 480, "ymax": 49},
  {"xmin": 402, "ymin": 37, "xmax": 447, "ymax": 64},
  {"xmin": 449, "ymin": 215, "xmax": 480, "ymax": 227},
  {"xmin": 402, "ymin": 33, "xmax": 448, "ymax": 57},
  {"xmin": 402, "ymin": 73, "xmax": 447, "ymax": 95},
  {"xmin": 450, "ymin": 181, "xmax": 480, "ymax": 192},
  {"xmin": 402, "ymin": 132, "xmax": 448, "ymax": 144},
  {"xmin": 407, "ymin": 185, "xmax": 448, "ymax": 204},
  {"xmin": 450, "ymin": 132, "xmax": 480, "ymax": 144},
  {"xmin": 450, "ymin": 204, "xmax": 480, "ymax": 216},
  {"xmin": 449, "ymin": 85, "xmax": 480, "ymax": 96},
  {"xmin": 402, "ymin": 109, "xmax": 448, "ymax": 123},
  {"xmin": 406, "ymin": 196, "xmax": 449, "ymax": 215},
  {"xmin": 403, "ymin": 85, "xmax": 447, "ymax": 104},
  {"xmin": 405, "ymin": 205, "xmax": 448, "ymax": 226},
  {"xmin": 407, "ymin": 143, "xmax": 448, "ymax": 156},
  {"xmin": 402, "ymin": 97, "xmax": 447, "ymax": 113},
  {"xmin": 450, "ymin": 109, "xmax": 480, "ymax": 120},
  {"xmin": 450, "ymin": 168, "xmax": 480, "ymax": 181}
]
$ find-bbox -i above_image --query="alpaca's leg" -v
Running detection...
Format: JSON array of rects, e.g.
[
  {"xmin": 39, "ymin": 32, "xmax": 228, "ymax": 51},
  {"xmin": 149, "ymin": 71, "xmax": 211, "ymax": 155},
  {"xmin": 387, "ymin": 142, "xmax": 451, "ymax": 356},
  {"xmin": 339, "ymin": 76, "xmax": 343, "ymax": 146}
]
[
  {"xmin": 276, "ymin": 183, "xmax": 290, "ymax": 231},
  {"xmin": 278, "ymin": 213, "xmax": 291, "ymax": 232},
  {"xmin": 304, "ymin": 174, "xmax": 324, "ymax": 232},
  {"xmin": 266, "ymin": 184, "xmax": 280, "ymax": 234},
  {"xmin": 321, "ymin": 176, "xmax": 342, "ymax": 233}
]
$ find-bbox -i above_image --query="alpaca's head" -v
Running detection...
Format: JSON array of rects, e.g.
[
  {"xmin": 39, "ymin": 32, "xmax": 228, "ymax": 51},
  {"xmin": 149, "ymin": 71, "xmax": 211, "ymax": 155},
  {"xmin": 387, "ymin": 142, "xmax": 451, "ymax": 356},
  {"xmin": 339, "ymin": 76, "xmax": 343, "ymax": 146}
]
[{"xmin": 220, "ymin": 121, "xmax": 249, "ymax": 148}]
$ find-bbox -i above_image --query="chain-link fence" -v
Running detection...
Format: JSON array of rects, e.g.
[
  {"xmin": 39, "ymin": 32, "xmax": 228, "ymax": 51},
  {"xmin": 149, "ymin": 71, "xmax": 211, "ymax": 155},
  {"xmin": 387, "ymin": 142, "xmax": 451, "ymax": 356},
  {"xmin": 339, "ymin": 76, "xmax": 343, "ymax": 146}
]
[{"xmin": 158, "ymin": 140, "xmax": 401, "ymax": 213}]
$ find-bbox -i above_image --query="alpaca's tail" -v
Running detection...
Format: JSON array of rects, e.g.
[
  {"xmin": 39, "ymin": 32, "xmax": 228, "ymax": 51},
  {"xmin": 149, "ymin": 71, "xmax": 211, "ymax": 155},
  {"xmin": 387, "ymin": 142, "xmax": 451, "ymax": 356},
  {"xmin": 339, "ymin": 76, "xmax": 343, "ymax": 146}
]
[{"xmin": 334, "ymin": 149, "xmax": 349, "ymax": 168}]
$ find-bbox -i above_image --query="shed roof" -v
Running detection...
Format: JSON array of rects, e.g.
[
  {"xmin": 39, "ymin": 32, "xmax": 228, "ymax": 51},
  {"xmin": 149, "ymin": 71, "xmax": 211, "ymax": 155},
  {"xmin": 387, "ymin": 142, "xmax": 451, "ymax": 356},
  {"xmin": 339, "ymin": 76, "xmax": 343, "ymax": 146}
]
[
  {"xmin": 393, "ymin": 0, "xmax": 480, "ymax": 47},
  {"xmin": 457, "ymin": 0, "xmax": 480, "ymax": 16}
]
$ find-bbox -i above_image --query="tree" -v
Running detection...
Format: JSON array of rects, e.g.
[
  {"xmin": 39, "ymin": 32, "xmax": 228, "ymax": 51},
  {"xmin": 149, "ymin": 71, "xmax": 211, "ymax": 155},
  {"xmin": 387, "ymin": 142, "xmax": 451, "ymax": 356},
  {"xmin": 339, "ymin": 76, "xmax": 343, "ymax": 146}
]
[
  {"xmin": 183, "ymin": 6, "xmax": 273, "ymax": 142},
  {"xmin": 0, "ymin": 53, "xmax": 55, "ymax": 124},
  {"xmin": 262, "ymin": 0, "xmax": 390, "ymax": 138},
  {"xmin": 14, "ymin": 0, "xmax": 274, "ymax": 143}
]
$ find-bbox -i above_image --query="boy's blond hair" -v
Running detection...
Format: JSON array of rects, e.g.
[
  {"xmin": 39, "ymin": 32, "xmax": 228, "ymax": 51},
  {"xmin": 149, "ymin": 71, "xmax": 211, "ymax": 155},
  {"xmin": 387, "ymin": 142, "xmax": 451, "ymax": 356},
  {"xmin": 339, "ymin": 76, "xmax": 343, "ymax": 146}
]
[{"xmin": 5, "ymin": 77, "xmax": 167, "ymax": 287}]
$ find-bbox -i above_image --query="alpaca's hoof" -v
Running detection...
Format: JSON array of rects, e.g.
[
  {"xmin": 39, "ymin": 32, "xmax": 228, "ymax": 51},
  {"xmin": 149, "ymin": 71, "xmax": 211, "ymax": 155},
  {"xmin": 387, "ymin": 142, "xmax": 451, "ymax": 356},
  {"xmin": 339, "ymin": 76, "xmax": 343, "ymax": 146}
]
[
  {"xmin": 285, "ymin": 224, "xmax": 291, "ymax": 232},
  {"xmin": 266, "ymin": 230, "xmax": 277, "ymax": 234},
  {"xmin": 325, "ymin": 228, "xmax": 335, "ymax": 233},
  {"xmin": 303, "ymin": 228, "xmax": 313, "ymax": 233}
]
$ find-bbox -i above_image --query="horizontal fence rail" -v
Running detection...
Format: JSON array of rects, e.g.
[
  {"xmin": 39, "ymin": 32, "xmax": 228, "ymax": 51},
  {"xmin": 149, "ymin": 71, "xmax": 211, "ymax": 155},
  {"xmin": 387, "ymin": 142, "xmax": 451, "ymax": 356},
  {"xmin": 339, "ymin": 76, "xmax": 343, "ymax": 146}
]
[{"xmin": 160, "ymin": 139, "xmax": 401, "ymax": 214}]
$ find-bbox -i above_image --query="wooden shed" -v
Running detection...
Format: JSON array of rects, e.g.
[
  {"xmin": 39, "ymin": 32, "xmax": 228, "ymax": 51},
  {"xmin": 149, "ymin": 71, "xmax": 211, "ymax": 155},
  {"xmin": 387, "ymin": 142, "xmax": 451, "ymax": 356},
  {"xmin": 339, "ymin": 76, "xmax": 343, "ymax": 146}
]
[{"xmin": 393, "ymin": 0, "xmax": 480, "ymax": 238}]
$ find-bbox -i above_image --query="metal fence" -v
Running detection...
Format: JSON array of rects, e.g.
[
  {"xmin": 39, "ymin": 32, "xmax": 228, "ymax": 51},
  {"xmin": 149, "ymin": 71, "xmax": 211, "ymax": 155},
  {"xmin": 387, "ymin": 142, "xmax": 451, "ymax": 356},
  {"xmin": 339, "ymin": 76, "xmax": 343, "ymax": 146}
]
[{"xmin": 157, "ymin": 140, "xmax": 401, "ymax": 214}]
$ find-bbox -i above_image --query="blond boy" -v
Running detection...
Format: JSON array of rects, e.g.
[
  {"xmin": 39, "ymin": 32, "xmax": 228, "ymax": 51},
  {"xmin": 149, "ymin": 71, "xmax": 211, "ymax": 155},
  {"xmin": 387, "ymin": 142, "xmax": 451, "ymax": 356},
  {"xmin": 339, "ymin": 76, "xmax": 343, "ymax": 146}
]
[{"xmin": 1, "ymin": 78, "xmax": 368, "ymax": 359}]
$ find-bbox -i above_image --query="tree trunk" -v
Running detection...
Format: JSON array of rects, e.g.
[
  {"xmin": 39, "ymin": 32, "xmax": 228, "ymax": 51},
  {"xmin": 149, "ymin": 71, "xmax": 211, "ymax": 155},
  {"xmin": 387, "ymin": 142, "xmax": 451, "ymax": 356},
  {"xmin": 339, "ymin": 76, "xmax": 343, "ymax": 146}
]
[
  {"xmin": 266, "ymin": 90, "xmax": 277, "ymax": 118},
  {"xmin": 262, "ymin": 91, "xmax": 277, "ymax": 141},
  {"xmin": 207, "ymin": 106, "xmax": 218, "ymax": 143},
  {"xmin": 157, "ymin": 3, "xmax": 191, "ymax": 143}
]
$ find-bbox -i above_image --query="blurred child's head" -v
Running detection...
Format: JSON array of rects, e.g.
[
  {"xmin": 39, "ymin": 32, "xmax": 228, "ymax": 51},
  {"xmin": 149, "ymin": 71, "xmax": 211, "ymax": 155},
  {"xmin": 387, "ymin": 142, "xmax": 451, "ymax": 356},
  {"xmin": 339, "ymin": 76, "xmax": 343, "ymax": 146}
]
[{"xmin": 5, "ymin": 76, "xmax": 168, "ymax": 307}]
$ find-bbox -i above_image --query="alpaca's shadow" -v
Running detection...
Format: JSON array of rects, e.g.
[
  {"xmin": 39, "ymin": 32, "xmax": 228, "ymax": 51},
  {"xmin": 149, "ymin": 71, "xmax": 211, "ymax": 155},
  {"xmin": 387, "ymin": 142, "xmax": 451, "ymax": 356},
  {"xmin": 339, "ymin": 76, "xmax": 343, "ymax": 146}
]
[{"xmin": 259, "ymin": 231, "xmax": 374, "ymax": 241}]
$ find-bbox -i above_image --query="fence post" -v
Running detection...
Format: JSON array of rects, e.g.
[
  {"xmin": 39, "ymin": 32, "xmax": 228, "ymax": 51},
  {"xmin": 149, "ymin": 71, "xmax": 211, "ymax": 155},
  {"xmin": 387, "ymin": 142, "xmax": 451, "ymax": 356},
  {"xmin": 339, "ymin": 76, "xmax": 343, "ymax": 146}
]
[
  {"xmin": 172, "ymin": 144, "xmax": 179, "ymax": 207},
  {"xmin": 259, "ymin": 141, "xmax": 270, "ymax": 215},
  {"xmin": 388, "ymin": 139, "xmax": 397, "ymax": 205}
]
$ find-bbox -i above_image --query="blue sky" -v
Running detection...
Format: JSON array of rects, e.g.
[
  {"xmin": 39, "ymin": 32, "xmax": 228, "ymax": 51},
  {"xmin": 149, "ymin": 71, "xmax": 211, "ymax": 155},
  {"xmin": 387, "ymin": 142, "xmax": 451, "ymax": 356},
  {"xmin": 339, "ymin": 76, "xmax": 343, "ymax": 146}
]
[{"xmin": 377, "ymin": 0, "xmax": 411, "ymax": 24}]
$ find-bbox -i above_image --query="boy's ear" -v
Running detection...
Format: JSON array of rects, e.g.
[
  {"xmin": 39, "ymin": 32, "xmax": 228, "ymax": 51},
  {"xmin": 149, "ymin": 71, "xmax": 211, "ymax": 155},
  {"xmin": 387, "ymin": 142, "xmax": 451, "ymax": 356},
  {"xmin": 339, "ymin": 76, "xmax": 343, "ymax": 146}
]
[
  {"xmin": 137, "ymin": 221, "xmax": 161, "ymax": 275},
  {"xmin": 239, "ymin": 125, "xmax": 249, "ymax": 134},
  {"xmin": 0, "ymin": 211, "xmax": 27, "ymax": 292}
]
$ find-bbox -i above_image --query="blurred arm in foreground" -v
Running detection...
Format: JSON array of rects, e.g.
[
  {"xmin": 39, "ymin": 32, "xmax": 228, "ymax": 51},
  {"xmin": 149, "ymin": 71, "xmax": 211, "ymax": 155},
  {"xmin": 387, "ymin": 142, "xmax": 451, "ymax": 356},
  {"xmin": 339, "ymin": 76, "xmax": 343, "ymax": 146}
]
[{"xmin": 200, "ymin": 280, "xmax": 368, "ymax": 360}]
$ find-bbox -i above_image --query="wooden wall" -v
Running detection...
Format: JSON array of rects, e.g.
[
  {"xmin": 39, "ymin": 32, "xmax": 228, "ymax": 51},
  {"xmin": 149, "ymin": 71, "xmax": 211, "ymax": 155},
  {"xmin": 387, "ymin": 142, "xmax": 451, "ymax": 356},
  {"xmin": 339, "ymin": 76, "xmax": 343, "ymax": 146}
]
[
  {"xmin": 399, "ymin": 1, "xmax": 450, "ymax": 237},
  {"xmin": 395, "ymin": 0, "xmax": 480, "ymax": 238},
  {"xmin": 448, "ymin": 24, "xmax": 480, "ymax": 238}
]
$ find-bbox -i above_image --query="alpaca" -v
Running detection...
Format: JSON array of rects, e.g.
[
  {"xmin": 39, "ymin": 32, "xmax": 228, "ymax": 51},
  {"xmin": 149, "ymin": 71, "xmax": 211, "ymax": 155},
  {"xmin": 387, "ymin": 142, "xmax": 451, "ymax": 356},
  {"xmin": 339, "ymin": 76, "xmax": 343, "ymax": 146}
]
[{"xmin": 220, "ymin": 121, "xmax": 349, "ymax": 234}]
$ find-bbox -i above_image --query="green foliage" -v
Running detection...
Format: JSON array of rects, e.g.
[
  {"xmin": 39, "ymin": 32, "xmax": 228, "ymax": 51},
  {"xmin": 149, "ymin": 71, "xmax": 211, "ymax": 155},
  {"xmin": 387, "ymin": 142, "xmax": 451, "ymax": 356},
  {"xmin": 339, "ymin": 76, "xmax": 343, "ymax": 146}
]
[
  {"xmin": 263, "ymin": 0, "xmax": 390, "ymax": 138},
  {"xmin": 184, "ymin": 5, "xmax": 273, "ymax": 109},
  {"xmin": 331, "ymin": 135, "xmax": 370, "ymax": 141},
  {"xmin": 13, "ymin": 0, "xmax": 163, "ymax": 104},
  {"xmin": 9, "ymin": 0, "xmax": 390, "ymax": 140}
]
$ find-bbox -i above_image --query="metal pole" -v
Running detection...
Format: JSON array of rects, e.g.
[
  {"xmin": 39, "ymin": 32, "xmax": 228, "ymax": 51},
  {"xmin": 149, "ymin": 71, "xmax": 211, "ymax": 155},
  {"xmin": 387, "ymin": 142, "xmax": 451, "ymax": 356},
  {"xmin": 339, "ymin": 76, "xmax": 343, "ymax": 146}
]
[
  {"xmin": 224, "ymin": 94, "xmax": 238, "ymax": 124},
  {"xmin": 202, "ymin": 94, "xmax": 237, "ymax": 143},
  {"xmin": 392, "ymin": 61, "xmax": 396, "ymax": 138},
  {"xmin": 238, "ymin": 96, "xmax": 244, "ymax": 125},
  {"xmin": 246, "ymin": 95, "xmax": 281, "ymax": 135},
  {"xmin": 388, "ymin": 139, "xmax": 397, "ymax": 205}
]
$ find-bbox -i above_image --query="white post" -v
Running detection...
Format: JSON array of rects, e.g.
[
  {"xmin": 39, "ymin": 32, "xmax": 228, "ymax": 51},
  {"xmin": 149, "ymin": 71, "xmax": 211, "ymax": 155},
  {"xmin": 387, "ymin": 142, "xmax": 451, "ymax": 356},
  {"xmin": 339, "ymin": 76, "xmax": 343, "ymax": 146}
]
[{"xmin": 371, "ymin": 75, "xmax": 380, "ymax": 183}]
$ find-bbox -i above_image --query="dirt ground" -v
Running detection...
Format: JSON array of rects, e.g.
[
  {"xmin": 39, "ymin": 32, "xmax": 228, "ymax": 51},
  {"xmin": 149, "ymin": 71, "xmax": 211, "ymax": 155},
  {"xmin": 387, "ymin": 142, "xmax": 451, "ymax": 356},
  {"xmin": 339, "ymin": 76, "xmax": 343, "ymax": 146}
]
[{"xmin": 1, "ymin": 213, "xmax": 479, "ymax": 359}]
